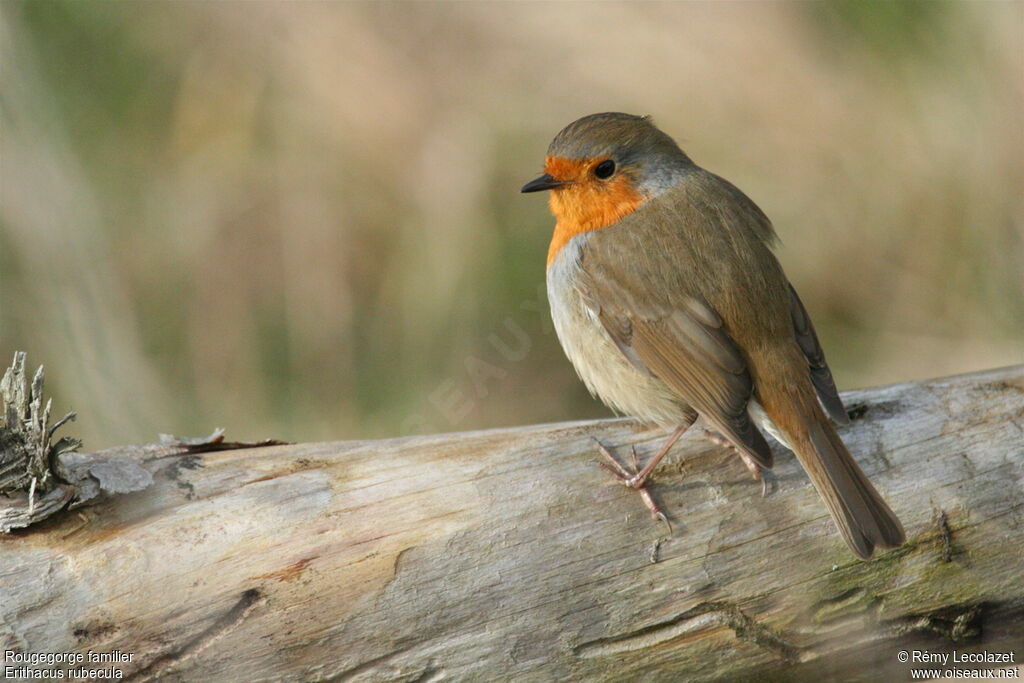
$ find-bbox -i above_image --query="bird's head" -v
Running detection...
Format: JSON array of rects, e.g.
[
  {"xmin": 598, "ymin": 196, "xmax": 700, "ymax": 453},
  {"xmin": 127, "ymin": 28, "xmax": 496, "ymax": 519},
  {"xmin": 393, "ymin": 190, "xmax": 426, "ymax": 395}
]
[{"xmin": 521, "ymin": 113, "xmax": 692, "ymax": 237}]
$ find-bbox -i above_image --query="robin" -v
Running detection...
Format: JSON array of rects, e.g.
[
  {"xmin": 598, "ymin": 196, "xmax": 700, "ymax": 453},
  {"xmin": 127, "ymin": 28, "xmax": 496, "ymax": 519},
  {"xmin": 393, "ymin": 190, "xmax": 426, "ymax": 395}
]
[{"xmin": 521, "ymin": 112, "xmax": 905, "ymax": 559}]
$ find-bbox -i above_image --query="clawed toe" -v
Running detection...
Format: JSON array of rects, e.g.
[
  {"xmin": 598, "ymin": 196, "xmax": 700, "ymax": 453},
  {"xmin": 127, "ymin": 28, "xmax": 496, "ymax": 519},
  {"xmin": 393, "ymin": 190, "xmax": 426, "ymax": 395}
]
[
  {"xmin": 593, "ymin": 439, "xmax": 650, "ymax": 489},
  {"xmin": 592, "ymin": 437, "xmax": 671, "ymax": 531},
  {"xmin": 593, "ymin": 438, "xmax": 634, "ymax": 482},
  {"xmin": 703, "ymin": 429, "xmax": 773, "ymax": 497}
]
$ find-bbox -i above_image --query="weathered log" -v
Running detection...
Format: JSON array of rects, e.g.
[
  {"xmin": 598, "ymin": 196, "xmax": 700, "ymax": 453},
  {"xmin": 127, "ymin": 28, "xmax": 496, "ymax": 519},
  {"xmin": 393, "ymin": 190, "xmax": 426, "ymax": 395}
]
[{"xmin": 2, "ymin": 366, "xmax": 1022, "ymax": 681}]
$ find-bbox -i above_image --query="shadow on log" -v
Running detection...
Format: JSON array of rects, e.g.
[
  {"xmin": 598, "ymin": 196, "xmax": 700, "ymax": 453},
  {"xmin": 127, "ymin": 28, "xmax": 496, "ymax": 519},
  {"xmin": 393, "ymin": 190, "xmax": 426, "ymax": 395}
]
[{"xmin": 2, "ymin": 366, "xmax": 1023, "ymax": 680}]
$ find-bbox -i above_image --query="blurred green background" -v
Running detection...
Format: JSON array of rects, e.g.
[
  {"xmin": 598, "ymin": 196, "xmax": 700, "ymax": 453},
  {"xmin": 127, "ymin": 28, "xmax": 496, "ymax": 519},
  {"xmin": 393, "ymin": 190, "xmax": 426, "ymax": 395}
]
[{"xmin": 1, "ymin": 1, "xmax": 1021, "ymax": 450}]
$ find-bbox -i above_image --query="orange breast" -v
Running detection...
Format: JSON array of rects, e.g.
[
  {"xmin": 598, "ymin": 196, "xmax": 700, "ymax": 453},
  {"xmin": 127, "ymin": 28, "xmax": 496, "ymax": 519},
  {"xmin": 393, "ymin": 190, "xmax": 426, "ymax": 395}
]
[{"xmin": 544, "ymin": 156, "xmax": 648, "ymax": 265}]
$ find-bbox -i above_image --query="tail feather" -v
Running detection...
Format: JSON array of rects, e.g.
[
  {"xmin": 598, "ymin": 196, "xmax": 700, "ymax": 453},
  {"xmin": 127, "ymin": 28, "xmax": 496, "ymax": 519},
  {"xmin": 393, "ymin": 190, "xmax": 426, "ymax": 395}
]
[
  {"xmin": 758, "ymin": 367, "xmax": 905, "ymax": 559},
  {"xmin": 799, "ymin": 419, "xmax": 905, "ymax": 559}
]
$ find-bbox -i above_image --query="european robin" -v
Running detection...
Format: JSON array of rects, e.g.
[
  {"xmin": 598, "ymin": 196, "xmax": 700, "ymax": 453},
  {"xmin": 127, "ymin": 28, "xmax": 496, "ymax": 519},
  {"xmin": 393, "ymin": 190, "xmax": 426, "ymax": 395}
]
[{"xmin": 522, "ymin": 112, "xmax": 905, "ymax": 559}]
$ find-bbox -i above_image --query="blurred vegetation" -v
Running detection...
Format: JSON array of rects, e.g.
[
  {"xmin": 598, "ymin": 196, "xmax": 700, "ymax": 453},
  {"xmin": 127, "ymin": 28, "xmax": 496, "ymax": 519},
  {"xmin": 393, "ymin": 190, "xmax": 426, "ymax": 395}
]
[{"xmin": 1, "ymin": 1, "xmax": 1021, "ymax": 450}]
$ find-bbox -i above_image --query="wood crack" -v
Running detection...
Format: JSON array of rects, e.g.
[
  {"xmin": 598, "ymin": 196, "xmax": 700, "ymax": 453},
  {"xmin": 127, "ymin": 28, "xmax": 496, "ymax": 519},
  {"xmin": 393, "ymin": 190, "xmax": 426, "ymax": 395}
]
[
  {"xmin": 125, "ymin": 589, "xmax": 263, "ymax": 681},
  {"xmin": 574, "ymin": 600, "xmax": 800, "ymax": 662},
  {"xmin": 327, "ymin": 644, "xmax": 417, "ymax": 682},
  {"xmin": 936, "ymin": 509, "xmax": 954, "ymax": 562},
  {"xmin": 891, "ymin": 602, "xmax": 985, "ymax": 642}
]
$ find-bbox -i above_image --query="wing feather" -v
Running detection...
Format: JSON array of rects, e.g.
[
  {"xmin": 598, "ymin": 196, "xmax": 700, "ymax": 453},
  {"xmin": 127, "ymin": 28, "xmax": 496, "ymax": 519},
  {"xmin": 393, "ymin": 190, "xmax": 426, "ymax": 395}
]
[
  {"xmin": 788, "ymin": 284, "xmax": 849, "ymax": 425},
  {"xmin": 592, "ymin": 296, "xmax": 774, "ymax": 469}
]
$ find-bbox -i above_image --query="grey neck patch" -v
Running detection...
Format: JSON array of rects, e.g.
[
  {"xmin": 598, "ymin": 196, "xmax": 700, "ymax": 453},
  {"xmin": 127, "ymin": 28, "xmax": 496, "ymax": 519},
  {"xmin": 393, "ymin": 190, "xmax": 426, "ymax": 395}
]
[{"xmin": 635, "ymin": 162, "xmax": 693, "ymax": 198}]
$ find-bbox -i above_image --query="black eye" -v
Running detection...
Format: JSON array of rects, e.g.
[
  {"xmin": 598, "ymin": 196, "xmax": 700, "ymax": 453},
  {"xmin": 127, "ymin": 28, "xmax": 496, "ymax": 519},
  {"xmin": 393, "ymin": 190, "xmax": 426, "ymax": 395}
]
[{"xmin": 594, "ymin": 160, "xmax": 616, "ymax": 180}]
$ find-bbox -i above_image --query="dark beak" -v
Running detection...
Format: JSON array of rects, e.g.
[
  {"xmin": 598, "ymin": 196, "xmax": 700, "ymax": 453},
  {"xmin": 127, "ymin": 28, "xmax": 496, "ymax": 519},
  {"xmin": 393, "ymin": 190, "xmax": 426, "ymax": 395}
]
[{"xmin": 520, "ymin": 174, "xmax": 567, "ymax": 193}]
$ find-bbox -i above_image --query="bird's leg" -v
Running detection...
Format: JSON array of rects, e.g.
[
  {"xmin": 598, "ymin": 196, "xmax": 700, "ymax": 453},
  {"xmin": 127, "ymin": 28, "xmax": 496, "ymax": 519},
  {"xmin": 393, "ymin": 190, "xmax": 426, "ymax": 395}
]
[
  {"xmin": 702, "ymin": 428, "xmax": 769, "ymax": 497},
  {"xmin": 594, "ymin": 414, "xmax": 698, "ymax": 529},
  {"xmin": 595, "ymin": 440, "xmax": 672, "ymax": 530}
]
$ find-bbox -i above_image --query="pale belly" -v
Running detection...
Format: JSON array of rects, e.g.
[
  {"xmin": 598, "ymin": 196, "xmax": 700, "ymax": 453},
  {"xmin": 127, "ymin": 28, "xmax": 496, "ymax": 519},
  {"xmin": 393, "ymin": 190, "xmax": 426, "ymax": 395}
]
[{"xmin": 546, "ymin": 236, "xmax": 691, "ymax": 427}]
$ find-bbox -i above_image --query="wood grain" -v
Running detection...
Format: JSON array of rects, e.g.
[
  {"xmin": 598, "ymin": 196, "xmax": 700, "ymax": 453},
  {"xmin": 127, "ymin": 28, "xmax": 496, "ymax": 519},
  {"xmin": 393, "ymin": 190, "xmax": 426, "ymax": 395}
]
[{"xmin": 2, "ymin": 366, "xmax": 1022, "ymax": 681}]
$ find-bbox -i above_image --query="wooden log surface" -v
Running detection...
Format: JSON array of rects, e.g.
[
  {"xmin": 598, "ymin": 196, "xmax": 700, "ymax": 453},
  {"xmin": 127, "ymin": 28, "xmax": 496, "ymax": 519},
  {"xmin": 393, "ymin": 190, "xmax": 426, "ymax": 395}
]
[{"xmin": 2, "ymin": 366, "xmax": 1023, "ymax": 681}]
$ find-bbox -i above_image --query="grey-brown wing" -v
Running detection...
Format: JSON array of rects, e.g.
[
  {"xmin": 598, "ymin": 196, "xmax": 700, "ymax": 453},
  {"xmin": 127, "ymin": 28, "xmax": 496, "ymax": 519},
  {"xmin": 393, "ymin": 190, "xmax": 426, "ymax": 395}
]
[
  {"xmin": 788, "ymin": 284, "xmax": 849, "ymax": 425},
  {"xmin": 585, "ymin": 280, "xmax": 773, "ymax": 469}
]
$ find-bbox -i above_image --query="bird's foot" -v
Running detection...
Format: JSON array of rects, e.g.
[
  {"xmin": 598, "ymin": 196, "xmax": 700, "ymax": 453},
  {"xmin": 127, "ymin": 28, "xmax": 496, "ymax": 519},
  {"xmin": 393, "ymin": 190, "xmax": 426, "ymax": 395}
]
[
  {"xmin": 702, "ymin": 428, "xmax": 770, "ymax": 497},
  {"xmin": 593, "ymin": 438, "xmax": 672, "ymax": 533}
]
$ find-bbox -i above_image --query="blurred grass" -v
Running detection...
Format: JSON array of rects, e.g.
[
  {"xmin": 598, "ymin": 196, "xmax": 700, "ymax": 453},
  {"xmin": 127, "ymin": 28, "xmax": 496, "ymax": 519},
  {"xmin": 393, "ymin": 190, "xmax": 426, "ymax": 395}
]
[{"xmin": 1, "ymin": 1, "xmax": 1021, "ymax": 450}]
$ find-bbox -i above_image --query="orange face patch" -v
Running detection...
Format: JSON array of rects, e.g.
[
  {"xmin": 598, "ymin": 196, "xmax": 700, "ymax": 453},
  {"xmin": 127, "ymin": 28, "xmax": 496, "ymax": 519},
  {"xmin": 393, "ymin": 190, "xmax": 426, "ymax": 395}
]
[{"xmin": 543, "ymin": 156, "xmax": 648, "ymax": 265}]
